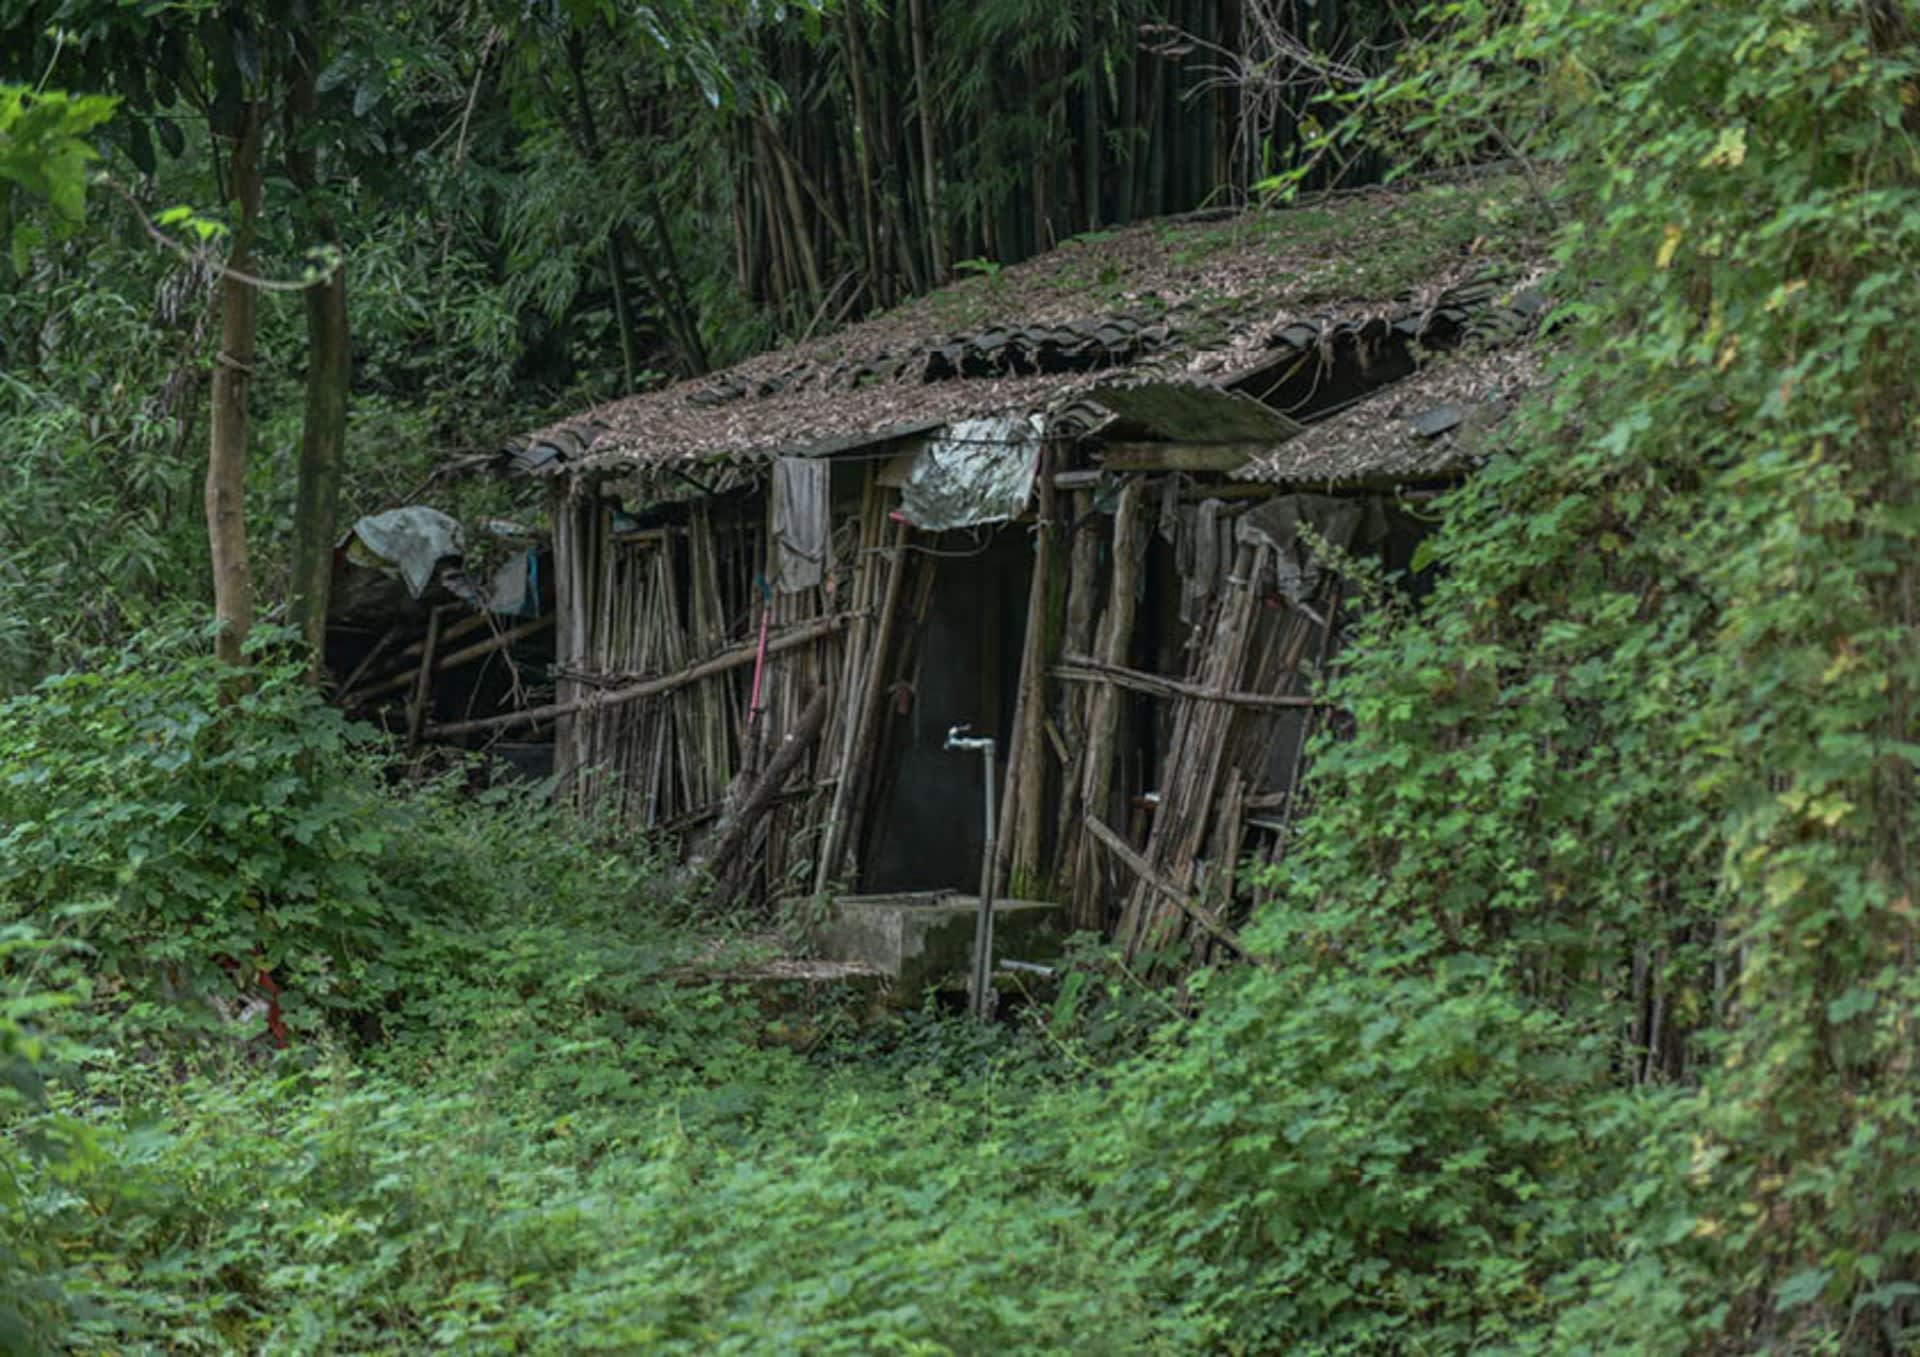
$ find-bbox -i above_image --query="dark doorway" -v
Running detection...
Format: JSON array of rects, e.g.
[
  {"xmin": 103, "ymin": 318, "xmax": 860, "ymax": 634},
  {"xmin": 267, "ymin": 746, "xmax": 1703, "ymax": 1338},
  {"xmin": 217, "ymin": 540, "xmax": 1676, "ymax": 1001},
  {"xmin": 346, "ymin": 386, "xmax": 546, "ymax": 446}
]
[{"xmin": 861, "ymin": 525, "xmax": 1033, "ymax": 892}]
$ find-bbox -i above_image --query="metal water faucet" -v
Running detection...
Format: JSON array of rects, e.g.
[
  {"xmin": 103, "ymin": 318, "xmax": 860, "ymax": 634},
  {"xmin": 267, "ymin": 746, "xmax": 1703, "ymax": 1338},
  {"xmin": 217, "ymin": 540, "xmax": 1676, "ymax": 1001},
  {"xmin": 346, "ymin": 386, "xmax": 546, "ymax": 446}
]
[{"xmin": 945, "ymin": 724, "xmax": 998, "ymax": 1019}]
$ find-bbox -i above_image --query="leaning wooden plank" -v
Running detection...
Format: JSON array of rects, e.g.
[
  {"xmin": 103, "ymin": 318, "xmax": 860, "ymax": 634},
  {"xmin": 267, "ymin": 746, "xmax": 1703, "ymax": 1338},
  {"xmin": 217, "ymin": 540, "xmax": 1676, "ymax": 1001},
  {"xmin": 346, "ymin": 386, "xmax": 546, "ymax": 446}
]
[
  {"xmin": 334, "ymin": 622, "xmax": 403, "ymax": 698},
  {"xmin": 813, "ymin": 473, "xmax": 884, "ymax": 893},
  {"xmin": 832, "ymin": 518, "xmax": 911, "ymax": 888},
  {"xmin": 1052, "ymin": 655, "xmax": 1317, "ymax": 712},
  {"xmin": 1000, "ymin": 450, "xmax": 1059, "ymax": 894},
  {"xmin": 386, "ymin": 609, "xmax": 494, "ymax": 667},
  {"xmin": 1052, "ymin": 489, "xmax": 1101, "ymax": 887},
  {"xmin": 1083, "ymin": 814, "xmax": 1249, "ymax": 958},
  {"xmin": 344, "ymin": 614, "xmax": 557, "ymax": 705},
  {"xmin": 424, "ymin": 615, "xmax": 846, "ymax": 739}
]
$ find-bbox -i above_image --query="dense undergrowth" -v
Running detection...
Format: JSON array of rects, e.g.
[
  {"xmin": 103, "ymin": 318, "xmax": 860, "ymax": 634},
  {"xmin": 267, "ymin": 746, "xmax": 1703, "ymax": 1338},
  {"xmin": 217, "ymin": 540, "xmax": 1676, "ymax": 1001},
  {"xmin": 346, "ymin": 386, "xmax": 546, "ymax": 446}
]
[
  {"xmin": 8, "ymin": 1, "xmax": 1920, "ymax": 1353},
  {"xmin": 0, "ymin": 639, "xmax": 1188, "ymax": 1352}
]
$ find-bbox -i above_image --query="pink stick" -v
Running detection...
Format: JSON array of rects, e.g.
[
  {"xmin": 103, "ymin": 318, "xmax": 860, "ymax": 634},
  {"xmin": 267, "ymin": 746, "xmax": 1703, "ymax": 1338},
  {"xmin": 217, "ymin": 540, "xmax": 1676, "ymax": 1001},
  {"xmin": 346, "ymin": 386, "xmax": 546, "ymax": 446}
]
[{"xmin": 747, "ymin": 602, "xmax": 772, "ymax": 725}]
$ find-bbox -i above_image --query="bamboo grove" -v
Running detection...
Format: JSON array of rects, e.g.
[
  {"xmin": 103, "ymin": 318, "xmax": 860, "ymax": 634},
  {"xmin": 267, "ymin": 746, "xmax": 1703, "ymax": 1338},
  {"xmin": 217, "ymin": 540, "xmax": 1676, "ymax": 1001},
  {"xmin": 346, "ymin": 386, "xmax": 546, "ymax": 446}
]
[{"xmin": 491, "ymin": 0, "xmax": 1413, "ymax": 380}]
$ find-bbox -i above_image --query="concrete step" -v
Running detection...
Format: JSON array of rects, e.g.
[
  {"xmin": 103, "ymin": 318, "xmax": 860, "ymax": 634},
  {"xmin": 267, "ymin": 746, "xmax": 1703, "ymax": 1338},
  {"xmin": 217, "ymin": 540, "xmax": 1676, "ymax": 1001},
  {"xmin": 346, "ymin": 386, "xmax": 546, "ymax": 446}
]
[{"xmin": 805, "ymin": 891, "xmax": 1066, "ymax": 998}]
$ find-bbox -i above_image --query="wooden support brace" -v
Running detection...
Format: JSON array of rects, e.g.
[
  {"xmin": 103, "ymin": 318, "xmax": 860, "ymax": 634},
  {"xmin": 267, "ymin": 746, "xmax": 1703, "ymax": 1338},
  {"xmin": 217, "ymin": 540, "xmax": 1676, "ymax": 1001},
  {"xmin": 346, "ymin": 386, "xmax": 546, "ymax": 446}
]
[
  {"xmin": 1053, "ymin": 654, "xmax": 1319, "ymax": 712},
  {"xmin": 1083, "ymin": 813, "xmax": 1249, "ymax": 957},
  {"xmin": 345, "ymin": 614, "xmax": 556, "ymax": 705}
]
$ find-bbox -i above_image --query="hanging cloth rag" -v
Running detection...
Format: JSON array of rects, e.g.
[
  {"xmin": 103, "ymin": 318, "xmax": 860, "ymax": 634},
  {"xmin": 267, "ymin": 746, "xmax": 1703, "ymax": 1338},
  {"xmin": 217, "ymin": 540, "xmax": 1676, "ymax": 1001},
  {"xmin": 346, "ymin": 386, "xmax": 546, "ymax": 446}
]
[{"xmin": 771, "ymin": 457, "xmax": 831, "ymax": 593}]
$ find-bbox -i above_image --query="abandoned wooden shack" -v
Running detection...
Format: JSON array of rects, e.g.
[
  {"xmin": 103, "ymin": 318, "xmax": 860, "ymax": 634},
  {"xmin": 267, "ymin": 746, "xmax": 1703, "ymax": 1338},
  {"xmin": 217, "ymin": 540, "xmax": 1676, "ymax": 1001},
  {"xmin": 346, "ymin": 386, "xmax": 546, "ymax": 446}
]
[{"xmin": 461, "ymin": 184, "xmax": 1547, "ymax": 962}]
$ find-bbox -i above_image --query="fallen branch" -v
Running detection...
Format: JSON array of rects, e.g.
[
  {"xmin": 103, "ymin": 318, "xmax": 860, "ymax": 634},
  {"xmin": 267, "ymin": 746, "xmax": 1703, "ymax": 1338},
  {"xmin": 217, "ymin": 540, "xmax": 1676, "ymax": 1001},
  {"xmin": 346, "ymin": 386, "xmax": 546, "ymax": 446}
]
[{"xmin": 682, "ymin": 687, "xmax": 829, "ymax": 903}]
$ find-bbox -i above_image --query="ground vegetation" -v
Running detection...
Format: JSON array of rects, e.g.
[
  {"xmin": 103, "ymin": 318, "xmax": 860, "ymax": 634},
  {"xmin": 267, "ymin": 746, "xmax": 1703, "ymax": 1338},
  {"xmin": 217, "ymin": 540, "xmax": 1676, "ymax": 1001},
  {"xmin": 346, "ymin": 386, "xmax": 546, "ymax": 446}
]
[{"xmin": 4, "ymin": 1, "xmax": 1919, "ymax": 1353}]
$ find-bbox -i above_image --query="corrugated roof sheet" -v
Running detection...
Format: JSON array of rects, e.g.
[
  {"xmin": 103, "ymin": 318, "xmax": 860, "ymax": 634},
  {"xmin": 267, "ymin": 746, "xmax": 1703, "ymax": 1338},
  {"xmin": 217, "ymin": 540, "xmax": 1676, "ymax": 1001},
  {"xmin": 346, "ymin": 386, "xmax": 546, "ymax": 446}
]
[
  {"xmin": 1232, "ymin": 344, "xmax": 1547, "ymax": 487},
  {"xmin": 507, "ymin": 179, "xmax": 1547, "ymax": 493}
]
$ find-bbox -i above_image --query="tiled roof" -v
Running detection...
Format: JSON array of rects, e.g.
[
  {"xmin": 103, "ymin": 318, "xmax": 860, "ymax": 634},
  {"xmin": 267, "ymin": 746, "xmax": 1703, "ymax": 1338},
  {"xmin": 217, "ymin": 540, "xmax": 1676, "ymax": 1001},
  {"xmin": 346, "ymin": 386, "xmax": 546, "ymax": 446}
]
[
  {"xmin": 506, "ymin": 177, "xmax": 1547, "ymax": 495},
  {"xmin": 1233, "ymin": 343, "xmax": 1548, "ymax": 487}
]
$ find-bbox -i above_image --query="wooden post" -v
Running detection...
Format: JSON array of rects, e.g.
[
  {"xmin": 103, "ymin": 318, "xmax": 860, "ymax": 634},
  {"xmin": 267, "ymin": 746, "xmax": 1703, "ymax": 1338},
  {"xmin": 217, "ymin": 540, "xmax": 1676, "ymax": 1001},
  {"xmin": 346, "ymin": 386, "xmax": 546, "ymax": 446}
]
[
  {"xmin": 996, "ymin": 450, "xmax": 1059, "ymax": 896},
  {"xmin": 1070, "ymin": 478, "xmax": 1146, "ymax": 929},
  {"xmin": 1053, "ymin": 489, "xmax": 1101, "ymax": 887},
  {"xmin": 406, "ymin": 605, "xmax": 445, "ymax": 754}
]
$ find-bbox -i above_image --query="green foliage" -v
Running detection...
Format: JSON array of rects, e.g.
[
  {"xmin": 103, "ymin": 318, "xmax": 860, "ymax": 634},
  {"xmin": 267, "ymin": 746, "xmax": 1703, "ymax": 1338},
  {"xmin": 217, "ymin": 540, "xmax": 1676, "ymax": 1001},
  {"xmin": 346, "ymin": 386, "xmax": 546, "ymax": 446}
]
[
  {"xmin": 0, "ymin": 82, "xmax": 115, "ymax": 260},
  {"xmin": 1076, "ymin": 942, "xmax": 1705, "ymax": 1354},
  {"xmin": 0, "ymin": 634, "xmax": 406, "ymax": 1037},
  {"xmin": 0, "ymin": 646, "xmax": 1192, "ymax": 1352},
  {"xmin": 0, "ymin": 632, "xmax": 667, "ymax": 1041},
  {"xmin": 12, "ymin": 4, "xmax": 1920, "ymax": 1352},
  {"xmin": 1097, "ymin": 0, "xmax": 1920, "ymax": 1350},
  {"xmin": 23, "ymin": 1044, "xmax": 1184, "ymax": 1353},
  {"xmin": 0, "ymin": 925, "xmax": 102, "ymax": 1351}
]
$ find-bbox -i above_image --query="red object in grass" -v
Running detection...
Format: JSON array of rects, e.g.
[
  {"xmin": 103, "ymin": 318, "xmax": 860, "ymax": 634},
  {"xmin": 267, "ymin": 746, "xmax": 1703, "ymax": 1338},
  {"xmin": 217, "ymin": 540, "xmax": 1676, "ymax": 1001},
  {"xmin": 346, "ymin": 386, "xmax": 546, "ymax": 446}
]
[{"xmin": 215, "ymin": 953, "xmax": 288, "ymax": 1048}]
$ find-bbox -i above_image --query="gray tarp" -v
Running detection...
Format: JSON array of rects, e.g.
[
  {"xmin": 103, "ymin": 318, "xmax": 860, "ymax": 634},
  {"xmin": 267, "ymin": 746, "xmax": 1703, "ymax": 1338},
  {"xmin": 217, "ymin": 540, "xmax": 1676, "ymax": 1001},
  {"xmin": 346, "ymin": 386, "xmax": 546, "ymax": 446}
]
[
  {"xmin": 898, "ymin": 415, "xmax": 1041, "ymax": 531},
  {"xmin": 771, "ymin": 457, "xmax": 830, "ymax": 592},
  {"xmin": 488, "ymin": 549, "xmax": 539, "ymax": 617},
  {"xmin": 346, "ymin": 506, "xmax": 466, "ymax": 599}
]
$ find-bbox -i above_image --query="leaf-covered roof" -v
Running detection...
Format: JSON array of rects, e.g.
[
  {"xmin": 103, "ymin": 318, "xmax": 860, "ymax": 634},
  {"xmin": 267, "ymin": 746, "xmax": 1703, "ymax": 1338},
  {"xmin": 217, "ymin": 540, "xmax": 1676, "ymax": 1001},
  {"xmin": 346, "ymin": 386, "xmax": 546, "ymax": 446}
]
[{"xmin": 508, "ymin": 176, "xmax": 1547, "ymax": 492}]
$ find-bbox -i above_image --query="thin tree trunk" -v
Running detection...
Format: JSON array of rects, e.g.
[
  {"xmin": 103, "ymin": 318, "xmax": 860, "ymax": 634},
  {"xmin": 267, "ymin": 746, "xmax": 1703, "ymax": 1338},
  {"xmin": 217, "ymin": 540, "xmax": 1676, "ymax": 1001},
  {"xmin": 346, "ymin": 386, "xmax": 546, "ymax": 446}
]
[
  {"xmin": 287, "ymin": 25, "xmax": 348, "ymax": 676},
  {"xmin": 1081, "ymin": 13, "xmax": 1101, "ymax": 230},
  {"xmin": 207, "ymin": 100, "xmax": 264, "ymax": 668},
  {"xmin": 565, "ymin": 32, "xmax": 646, "ymax": 383},
  {"xmin": 842, "ymin": 2, "xmax": 883, "ymax": 303},
  {"xmin": 907, "ymin": 0, "xmax": 948, "ymax": 281}
]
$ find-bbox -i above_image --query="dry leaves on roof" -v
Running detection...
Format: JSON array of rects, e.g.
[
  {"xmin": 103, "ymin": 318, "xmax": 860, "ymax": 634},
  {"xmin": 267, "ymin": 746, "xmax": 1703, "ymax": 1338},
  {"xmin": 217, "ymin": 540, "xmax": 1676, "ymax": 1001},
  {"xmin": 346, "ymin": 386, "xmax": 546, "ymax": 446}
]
[
  {"xmin": 1235, "ymin": 345, "xmax": 1547, "ymax": 487},
  {"xmin": 515, "ymin": 177, "xmax": 1544, "ymax": 480}
]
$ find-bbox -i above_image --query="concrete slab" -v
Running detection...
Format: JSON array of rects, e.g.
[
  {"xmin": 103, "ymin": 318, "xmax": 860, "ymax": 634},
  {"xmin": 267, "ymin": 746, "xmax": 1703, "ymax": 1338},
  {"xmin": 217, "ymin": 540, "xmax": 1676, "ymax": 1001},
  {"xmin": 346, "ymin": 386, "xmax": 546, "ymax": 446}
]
[
  {"xmin": 805, "ymin": 891, "xmax": 1066, "ymax": 998},
  {"xmin": 663, "ymin": 956, "xmax": 893, "ymax": 1046}
]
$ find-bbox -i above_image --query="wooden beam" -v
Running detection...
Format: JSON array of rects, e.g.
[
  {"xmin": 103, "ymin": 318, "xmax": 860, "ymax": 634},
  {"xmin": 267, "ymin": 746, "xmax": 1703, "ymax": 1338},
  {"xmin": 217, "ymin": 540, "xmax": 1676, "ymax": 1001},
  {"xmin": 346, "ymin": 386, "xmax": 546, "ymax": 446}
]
[
  {"xmin": 424, "ymin": 614, "xmax": 846, "ymax": 740},
  {"xmin": 1053, "ymin": 653, "xmax": 1319, "ymax": 712},
  {"xmin": 1099, "ymin": 441, "xmax": 1276, "ymax": 472},
  {"xmin": 1083, "ymin": 813, "xmax": 1248, "ymax": 957}
]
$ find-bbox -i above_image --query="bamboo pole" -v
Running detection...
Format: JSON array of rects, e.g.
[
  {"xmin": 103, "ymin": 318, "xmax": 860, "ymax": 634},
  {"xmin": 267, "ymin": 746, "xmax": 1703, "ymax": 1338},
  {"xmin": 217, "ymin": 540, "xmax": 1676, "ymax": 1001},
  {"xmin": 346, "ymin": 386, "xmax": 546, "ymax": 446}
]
[
  {"xmin": 1116, "ymin": 541, "xmax": 1268, "ymax": 961},
  {"xmin": 813, "ymin": 476, "xmax": 882, "ymax": 891},
  {"xmin": 424, "ymin": 616, "xmax": 845, "ymax": 740},
  {"xmin": 818, "ymin": 513, "xmax": 907, "ymax": 891},
  {"xmin": 684, "ymin": 687, "xmax": 829, "ymax": 905},
  {"xmin": 1085, "ymin": 814, "xmax": 1247, "ymax": 957},
  {"xmin": 1053, "ymin": 490, "xmax": 1101, "ymax": 889},
  {"xmin": 1051, "ymin": 656, "xmax": 1318, "ymax": 712},
  {"xmin": 1070, "ymin": 478, "xmax": 1146, "ymax": 929},
  {"xmin": 997, "ymin": 455, "xmax": 1059, "ymax": 895},
  {"xmin": 405, "ymin": 606, "xmax": 445, "ymax": 754},
  {"xmin": 335, "ymin": 623, "xmax": 401, "ymax": 698}
]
